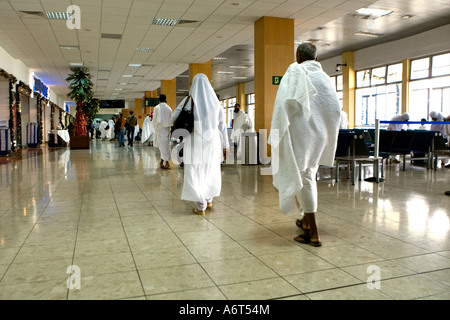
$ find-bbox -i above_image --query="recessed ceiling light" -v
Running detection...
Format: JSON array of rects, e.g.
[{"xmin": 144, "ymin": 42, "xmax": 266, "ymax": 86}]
[
  {"xmin": 69, "ymin": 62, "xmax": 83, "ymax": 67},
  {"xmin": 136, "ymin": 48, "xmax": 155, "ymax": 53},
  {"xmin": 232, "ymin": 76, "xmax": 247, "ymax": 80},
  {"xmin": 229, "ymin": 66, "xmax": 248, "ymax": 69},
  {"xmin": 46, "ymin": 12, "xmax": 71, "ymax": 20},
  {"xmin": 354, "ymin": 31, "xmax": 385, "ymax": 37},
  {"xmin": 217, "ymin": 71, "xmax": 234, "ymax": 74},
  {"xmin": 128, "ymin": 64, "xmax": 142, "ymax": 68},
  {"xmin": 122, "ymin": 75, "xmax": 133, "ymax": 78},
  {"xmin": 402, "ymin": 14, "xmax": 414, "ymax": 19},
  {"xmin": 152, "ymin": 18, "xmax": 179, "ymax": 26},
  {"xmin": 213, "ymin": 57, "xmax": 227, "ymax": 60},
  {"xmin": 355, "ymin": 7, "xmax": 393, "ymax": 18},
  {"xmin": 60, "ymin": 45, "xmax": 79, "ymax": 50}
]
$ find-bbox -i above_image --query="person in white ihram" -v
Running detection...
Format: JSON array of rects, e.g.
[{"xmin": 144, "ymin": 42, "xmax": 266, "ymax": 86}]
[
  {"xmin": 153, "ymin": 94, "xmax": 173, "ymax": 169},
  {"xmin": 429, "ymin": 110, "xmax": 450, "ymax": 168},
  {"xmin": 269, "ymin": 43, "xmax": 341, "ymax": 247},
  {"xmin": 141, "ymin": 114, "xmax": 155, "ymax": 146},
  {"xmin": 339, "ymin": 108, "xmax": 349, "ymax": 129},
  {"xmin": 230, "ymin": 103, "xmax": 253, "ymax": 160},
  {"xmin": 171, "ymin": 73, "xmax": 229, "ymax": 215},
  {"xmin": 386, "ymin": 112, "xmax": 410, "ymax": 163}
]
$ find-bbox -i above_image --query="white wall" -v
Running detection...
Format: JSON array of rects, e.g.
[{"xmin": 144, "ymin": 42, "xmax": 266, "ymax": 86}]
[
  {"xmin": 0, "ymin": 45, "xmax": 65, "ymax": 108},
  {"xmin": 320, "ymin": 24, "xmax": 450, "ymax": 73}
]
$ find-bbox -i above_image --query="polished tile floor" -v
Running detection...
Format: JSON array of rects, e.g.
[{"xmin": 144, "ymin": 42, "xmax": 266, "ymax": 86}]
[{"xmin": 0, "ymin": 140, "xmax": 449, "ymax": 300}]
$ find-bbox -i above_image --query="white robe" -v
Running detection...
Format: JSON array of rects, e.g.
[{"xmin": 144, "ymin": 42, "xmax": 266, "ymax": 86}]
[
  {"xmin": 339, "ymin": 110, "xmax": 349, "ymax": 129},
  {"xmin": 153, "ymin": 103, "xmax": 173, "ymax": 161},
  {"xmin": 107, "ymin": 120, "xmax": 115, "ymax": 139},
  {"xmin": 172, "ymin": 74, "xmax": 229, "ymax": 202},
  {"xmin": 230, "ymin": 110, "xmax": 252, "ymax": 159},
  {"xmin": 141, "ymin": 116, "xmax": 155, "ymax": 143},
  {"xmin": 269, "ymin": 60, "xmax": 341, "ymax": 215},
  {"xmin": 430, "ymin": 112, "xmax": 448, "ymax": 139},
  {"xmin": 387, "ymin": 114, "xmax": 408, "ymax": 131},
  {"xmin": 99, "ymin": 121, "xmax": 108, "ymax": 139}
]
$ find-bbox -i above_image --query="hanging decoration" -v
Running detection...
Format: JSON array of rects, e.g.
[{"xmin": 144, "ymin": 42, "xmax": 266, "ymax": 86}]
[
  {"xmin": 37, "ymin": 95, "xmax": 43, "ymax": 144},
  {"xmin": 50, "ymin": 103, "xmax": 55, "ymax": 131}
]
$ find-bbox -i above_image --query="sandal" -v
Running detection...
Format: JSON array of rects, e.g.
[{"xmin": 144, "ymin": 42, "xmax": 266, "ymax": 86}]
[
  {"xmin": 192, "ymin": 208, "xmax": 205, "ymax": 215},
  {"xmin": 293, "ymin": 233, "xmax": 322, "ymax": 247},
  {"xmin": 295, "ymin": 219, "xmax": 308, "ymax": 230}
]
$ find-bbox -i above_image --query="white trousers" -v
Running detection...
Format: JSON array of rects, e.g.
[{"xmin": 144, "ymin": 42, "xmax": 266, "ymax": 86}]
[
  {"xmin": 157, "ymin": 127, "xmax": 171, "ymax": 161},
  {"xmin": 295, "ymin": 166, "xmax": 319, "ymax": 214}
]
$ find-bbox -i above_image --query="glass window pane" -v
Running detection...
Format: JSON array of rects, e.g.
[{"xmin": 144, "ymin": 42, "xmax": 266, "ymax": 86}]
[
  {"xmin": 330, "ymin": 76, "xmax": 336, "ymax": 91},
  {"xmin": 336, "ymin": 75, "xmax": 343, "ymax": 91},
  {"xmin": 411, "ymin": 57, "xmax": 430, "ymax": 80},
  {"xmin": 432, "ymin": 53, "xmax": 450, "ymax": 77},
  {"xmin": 371, "ymin": 66, "xmax": 386, "ymax": 85},
  {"xmin": 356, "ymin": 70, "xmax": 371, "ymax": 87},
  {"xmin": 387, "ymin": 63, "xmax": 403, "ymax": 83}
]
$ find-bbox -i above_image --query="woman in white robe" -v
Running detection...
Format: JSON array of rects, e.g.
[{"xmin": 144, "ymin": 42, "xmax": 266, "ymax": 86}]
[
  {"xmin": 107, "ymin": 119, "xmax": 115, "ymax": 140},
  {"xmin": 99, "ymin": 120, "xmax": 108, "ymax": 140},
  {"xmin": 172, "ymin": 73, "xmax": 229, "ymax": 214},
  {"xmin": 141, "ymin": 115, "xmax": 155, "ymax": 146}
]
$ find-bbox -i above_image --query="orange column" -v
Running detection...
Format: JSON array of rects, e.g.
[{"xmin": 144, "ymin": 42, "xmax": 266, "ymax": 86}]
[
  {"xmin": 189, "ymin": 61, "xmax": 211, "ymax": 88},
  {"xmin": 161, "ymin": 78, "xmax": 177, "ymax": 110},
  {"xmin": 342, "ymin": 51, "xmax": 355, "ymax": 128},
  {"xmin": 254, "ymin": 16, "xmax": 294, "ymax": 132}
]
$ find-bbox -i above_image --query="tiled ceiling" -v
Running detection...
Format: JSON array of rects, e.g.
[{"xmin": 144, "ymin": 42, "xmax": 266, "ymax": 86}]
[{"xmin": 0, "ymin": 0, "xmax": 449, "ymax": 103}]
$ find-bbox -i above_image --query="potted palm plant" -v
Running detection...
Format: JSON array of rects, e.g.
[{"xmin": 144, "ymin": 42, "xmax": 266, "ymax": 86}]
[{"xmin": 65, "ymin": 67, "xmax": 98, "ymax": 149}]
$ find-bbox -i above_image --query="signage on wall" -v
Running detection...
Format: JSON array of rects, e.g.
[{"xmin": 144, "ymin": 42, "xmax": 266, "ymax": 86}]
[
  {"xmin": 272, "ymin": 76, "xmax": 283, "ymax": 85},
  {"xmin": 33, "ymin": 76, "xmax": 49, "ymax": 98}
]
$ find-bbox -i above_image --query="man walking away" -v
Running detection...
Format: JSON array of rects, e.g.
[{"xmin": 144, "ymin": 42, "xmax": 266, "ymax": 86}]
[
  {"xmin": 126, "ymin": 111, "xmax": 138, "ymax": 147},
  {"xmin": 269, "ymin": 43, "xmax": 341, "ymax": 247},
  {"xmin": 153, "ymin": 94, "xmax": 173, "ymax": 169}
]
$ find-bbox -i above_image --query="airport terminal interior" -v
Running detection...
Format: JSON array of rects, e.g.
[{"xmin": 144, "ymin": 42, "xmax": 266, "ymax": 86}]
[{"xmin": 0, "ymin": 0, "xmax": 450, "ymax": 300}]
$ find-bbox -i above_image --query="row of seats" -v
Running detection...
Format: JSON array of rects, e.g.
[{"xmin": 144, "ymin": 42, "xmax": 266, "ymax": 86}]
[{"xmin": 332, "ymin": 129, "xmax": 449, "ymax": 184}]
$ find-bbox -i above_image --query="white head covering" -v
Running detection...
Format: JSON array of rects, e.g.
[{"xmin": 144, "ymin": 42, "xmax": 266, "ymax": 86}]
[
  {"xmin": 402, "ymin": 113, "xmax": 409, "ymax": 121},
  {"xmin": 429, "ymin": 111, "xmax": 442, "ymax": 120},
  {"xmin": 184, "ymin": 73, "xmax": 222, "ymax": 140}
]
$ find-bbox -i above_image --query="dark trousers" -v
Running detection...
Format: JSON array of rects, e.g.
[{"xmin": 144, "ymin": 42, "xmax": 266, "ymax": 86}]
[{"xmin": 127, "ymin": 129, "xmax": 134, "ymax": 146}]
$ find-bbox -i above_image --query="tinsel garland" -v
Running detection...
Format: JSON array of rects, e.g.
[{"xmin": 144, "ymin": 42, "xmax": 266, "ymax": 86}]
[
  {"xmin": 50, "ymin": 104, "xmax": 55, "ymax": 131},
  {"xmin": 9, "ymin": 80, "xmax": 15, "ymax": 151},
  {"xmin": 37, "ymin": 95, "xmax": 43, "ymax": 145},
  {"xmin": 15, "ymin": 83, "xmax": 22, "ymax": 149}
]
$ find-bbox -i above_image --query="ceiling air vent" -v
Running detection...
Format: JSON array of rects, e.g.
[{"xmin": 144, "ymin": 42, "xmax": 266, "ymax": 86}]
[
  {"xmin": 19, "ymin": 11, "xmax": 46, "ymax": 18},
  {"xmin": 101, "ymin": 33, "xmax": 122, "ymax": 40},
  {"xmin": 177, "ymin": 20, "xmax": 200, "ymax": 27}
]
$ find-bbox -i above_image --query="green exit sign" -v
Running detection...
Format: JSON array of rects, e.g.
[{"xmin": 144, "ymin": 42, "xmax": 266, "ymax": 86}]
[{"xmin": 272, "ymin": 76, "xmax": 283, "ymax": 85}]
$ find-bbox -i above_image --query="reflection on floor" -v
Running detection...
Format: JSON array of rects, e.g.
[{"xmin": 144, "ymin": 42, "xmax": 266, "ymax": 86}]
[{"xmin": 0, "ymin": 140, "xmax": 449, "ymax": 300}]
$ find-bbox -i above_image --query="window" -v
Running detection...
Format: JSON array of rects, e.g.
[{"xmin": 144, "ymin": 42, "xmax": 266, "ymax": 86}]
[
  {"xmin": 227, "ymin": 97, "xmax": 236, "ymax": 128},
  {"xmin": 387, "ymin": 63, "xmax": 402, "ymax": 83},
  {"xmin": 356, "ymin": 70, "xmax": 371, "ymax": 87},
  {"xmin": 432, "ymin": 52, "xmax": 450, "ymax": 77},
  {"xmin": 355, "ymin": 63, "xmax": 403, "ymax": 127},
  {"xmin": 411, "ymin": 57, "xmax": 430, "ymax": 80},
  {"xmin": 371, "ymin": 66, "xmax": 386, "ymax": 86},
  {"xmin": 330, "ymin": 75, "xmax": 343, "ymax": 108},
  {"xmin": 409, "ymin": 52, "xmax": 450, "ymax": 125}
]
